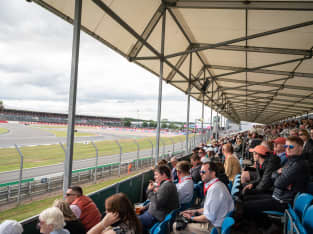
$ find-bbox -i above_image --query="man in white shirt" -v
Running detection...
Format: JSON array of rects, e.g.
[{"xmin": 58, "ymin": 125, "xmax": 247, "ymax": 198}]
[
  {"xmin": 176, "ymin": 161, "xmax": 194, "ymax": 206},
  {"xmin": 174, "ymin": 161, "xmax": 234, "ymax": 233}
]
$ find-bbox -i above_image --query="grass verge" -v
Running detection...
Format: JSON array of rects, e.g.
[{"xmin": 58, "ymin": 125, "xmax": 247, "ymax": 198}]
[
  {"xmin": 0, "ymin": 172, "xmax": 138, "ymax": 222},
  {"xmin": 0, "ymin": 127, "xmax": 9, "ymax": 135}
]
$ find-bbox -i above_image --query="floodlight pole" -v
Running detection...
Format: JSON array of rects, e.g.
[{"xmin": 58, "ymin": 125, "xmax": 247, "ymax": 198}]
[
  {"xmin": 63, "ymin": 0, "xmax": 82, "ymax": 197},
  {"xmin": 155, "ymin": 9, "xmax": 166, "ymax": 165},
  {"xmin": 186, "ymin": 53, "xmax": 192, "ymax": 153}
]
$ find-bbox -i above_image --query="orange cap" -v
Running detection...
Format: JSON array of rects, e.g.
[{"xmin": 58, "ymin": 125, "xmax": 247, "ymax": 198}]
[
  {"xmin": 249, "ymin": 145, "xmax": 269, "ymax": 156},
  {"xmin": 273, "ymin": 137, "xmax": 286, "ymax": 145}
]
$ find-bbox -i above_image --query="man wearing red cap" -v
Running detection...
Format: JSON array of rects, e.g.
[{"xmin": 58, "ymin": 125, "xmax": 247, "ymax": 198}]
[
  {"xmin": 242, "ymin": 136, "xmax": 310, "ymax": 230},
  {"xmin": 273, "ymin": 137, "xmax": 287, "ymax": 166},
  {"xmin": 242, "ymin": 145, "xmax": 280, "ymax": 197}
]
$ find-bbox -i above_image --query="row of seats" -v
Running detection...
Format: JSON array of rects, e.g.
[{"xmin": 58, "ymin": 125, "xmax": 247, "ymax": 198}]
[{"xmin": 284, "ymin": 193, "xmax": 313, "ymax": 234}]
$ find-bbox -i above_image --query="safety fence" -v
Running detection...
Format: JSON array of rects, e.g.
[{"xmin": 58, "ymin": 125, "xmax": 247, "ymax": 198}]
[
  {"xmin": 0, "ymin": 132, "xmax": 209, "ymax": 205},
  {"xmin": 0, "ymin": 150, "xmax": 186, "ymax": 206},
  {"xmin": 20, "ymin": 153, "xmax": 192, "ymax": 234}
]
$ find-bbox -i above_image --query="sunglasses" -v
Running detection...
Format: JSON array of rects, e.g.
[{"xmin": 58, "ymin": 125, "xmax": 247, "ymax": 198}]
[
  {"xmin": 200, "ymin": 170, "xmax": 209, "ymax": 174},
  {"xmin": 66, "ymin": 193, "xmax": 77, "ymax": 197},
  {"xmin": 299, "ymin": 134, "xmax": 304, "ymax": 136},
  {"xmin": 284, "ymin": 144, "xmax": 295, "ymax": 149}
]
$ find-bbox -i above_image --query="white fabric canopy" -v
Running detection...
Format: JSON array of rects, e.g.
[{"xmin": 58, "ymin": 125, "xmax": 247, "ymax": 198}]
[{"xmin": 32, "ymin": 0, "xmax": 313, "ymax": 124}]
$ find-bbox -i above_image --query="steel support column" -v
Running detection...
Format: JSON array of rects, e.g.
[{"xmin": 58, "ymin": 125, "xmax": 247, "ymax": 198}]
[
  {"xmin": 186, "ymin": 53, "xmax": 192, "ymax": 152},
  {"xmin": 155, "ymin": 10, "xmax": 166, "ymax": 165},
  {"xmin": 201, "ymin": 94, "xmax": 204, "ymax": 144},
  {"xmin": 63, "ymin": 0, "xmax": 82, "ymax": 196}
]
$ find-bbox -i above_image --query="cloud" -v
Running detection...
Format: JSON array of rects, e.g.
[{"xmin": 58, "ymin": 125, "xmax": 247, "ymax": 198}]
[{"xmin": 0, "ymin": 1, "xmax": 219, "ymax": 123}]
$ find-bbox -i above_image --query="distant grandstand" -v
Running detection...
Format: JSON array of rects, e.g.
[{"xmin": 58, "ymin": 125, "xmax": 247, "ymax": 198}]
[{"xmin": 0, "ymin": 108, "xmax": 123, "ymax": 126}]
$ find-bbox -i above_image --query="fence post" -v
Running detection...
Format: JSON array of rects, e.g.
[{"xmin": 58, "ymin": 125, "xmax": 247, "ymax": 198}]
[
  {"xmin": 147, "ymin": 139, "xmax": 154, "ymax": 163},
  {"xmin": 169, "ymin": 138, "xmax": 175, "ymax": 154},
  {"xmin": 91, "ymin": 141, "xmax": 98, "ymax": 183},
  {"xmin": 115, "ymin": 140, "xmax": 122, "ymax": 177},
  {"xmin": 134, "ymin": 140, "xmax": 140, "ymax": 169},
  {"xmin": 14, "ymin": 144, "xmax": 24, "ymax": 206},
  {"xmin": 161, "ymin": 139, "xmax": 165, "ymax": 158}
]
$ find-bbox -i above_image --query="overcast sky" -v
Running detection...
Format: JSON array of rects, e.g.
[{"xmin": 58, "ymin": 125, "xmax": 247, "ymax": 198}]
[{"xmin": 0, "ymin": 0, "xmax": 222, "ymax": 123}]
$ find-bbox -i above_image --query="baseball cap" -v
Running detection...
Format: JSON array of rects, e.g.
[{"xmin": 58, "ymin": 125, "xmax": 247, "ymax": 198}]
[
  {"xmin": 273, "ymin": 137, "xmax": 286, "ymax": 145},
  {"xmin": 249, "ymin": 145, "xmax": 269, "ymax": 156}
]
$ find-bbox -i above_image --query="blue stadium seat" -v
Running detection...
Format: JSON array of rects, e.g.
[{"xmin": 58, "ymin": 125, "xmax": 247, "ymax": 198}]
[
  {"xmin": 293, "ymin": 193, "xmax": 313, "ymax": 223},
  {"xmin": 150, "ymin": 209, "xmax": 178, "ymax": 234},
  {"xmin": 303, "ymin": 205, "xmax": 313, "ymax": 234},
  {"xmin": 210, "ymin": 217, "xmax": 235, "ymax": 234}
]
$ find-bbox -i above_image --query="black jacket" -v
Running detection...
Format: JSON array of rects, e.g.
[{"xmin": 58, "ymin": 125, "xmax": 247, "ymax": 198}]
[
  {"xmin": 251, "ymin": 154, "xmax": 281, "ymax": 192},
  {"xmin": 65, "ymin": 220, "xmax": 86, "ymax": 234},
  {"xmin": 272, "ymin": 156, "xmax": 310, "ymax": 203},
  {"xmin": 302, "ymin": 138, "xmax": 313, "ymax": 175}
]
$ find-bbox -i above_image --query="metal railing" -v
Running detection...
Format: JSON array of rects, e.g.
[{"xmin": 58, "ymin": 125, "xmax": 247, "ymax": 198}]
[{"xmin": 0, "ymin": 134, "xmax": 204, "ymax": 205}]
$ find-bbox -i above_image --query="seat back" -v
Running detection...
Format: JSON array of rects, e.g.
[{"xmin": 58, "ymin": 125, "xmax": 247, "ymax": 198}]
[
  {"xmin": 152, "ymin": 209, "xmax": 178, "ymax": 234},
  {"xmin": 221, "ymin": 217, "xmax": 235, "ymax": 234},
  {"xmin": 293, "ymin": 193, "xmax": 313, "ymax": 223},
  {"xmin": 303, "ymin": 205, "xmax": 313, "ymax": 234}
]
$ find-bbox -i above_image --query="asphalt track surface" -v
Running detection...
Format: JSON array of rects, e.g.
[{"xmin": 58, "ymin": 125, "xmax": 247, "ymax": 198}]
[
  {"xmin": 0, "ymin": 123, "xmax": 188, "ymax": 184},
  {"xmin": 0, "ymin": 123, "xmax": 141, "ymax": 148}
]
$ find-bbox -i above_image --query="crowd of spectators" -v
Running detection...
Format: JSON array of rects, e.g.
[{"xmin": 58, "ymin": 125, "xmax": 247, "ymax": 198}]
[{"xmin": 1, "ymin": 117, "xmax": 313, "ymax": 234}]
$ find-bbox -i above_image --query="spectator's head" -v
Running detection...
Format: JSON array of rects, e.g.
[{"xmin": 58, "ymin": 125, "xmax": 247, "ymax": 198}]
[
  {"xmin": 289, "ymin": 128, "xmax": 299, "ymax": 137},
  {"xmin": 176, "ymin": 161, "xmax": 191, "ymax": 177},
  {"xmin": 198, "ymin": 148, "xmax": 206, "ymax": 158},
  {"xmin": 192, "ymin": 147, "xmax": 200, "ymax": 153},
  {"xmin": 310, "ymin": 129, "xmax": 313, "ymax": 139},
  {"xmin": 65, "ymin": 186, "xmax": 83, "ymax": 204},
  {"xmin": 261, "ymin": 140, "xmax": 274, "ymax": 152},
  {"xmin": 0, "ymin": 220, "xmax": 23, "ymax": 234},
  {"xmin": 200, "ymin": 162, "xmax": 218, "ymax": 183},
  {"xmin": 222, "ymin": 143, "xmax": 233, "ymax": 155},
  {"xmin": 236, "ymin": 138, "xmax": 242, "ymax": 145},
  {"xmin": 285, "ymin": 136, "xmax": 304, "ymax": 157},
  {"xmin": 53, "ymin": 199, "xmax": 77, "ymax": 221},
  {"xmin": 154, "ymin": 164, "xmax": 171, "ymax": 184},
  {"xmin": 158, "ymin": 159, "xmax": 168, "ymax": 166},
  {"xmin": 273, "ymin": 137, "xmax": 286, "ymax": 154},
  {"xmin": 105, "ymin": 193, "xmax": 141, "ymax": 233},
  {"xmin": 190, "ymin": 153, "xmax": 201, "ymax": 167},
  {"xmin": 170, "ymin": 156, "xmax": 177, "ymax": 167},
  {"xmin": 299, "ymin": 129, "xmax": 310, "ymax": 142},
  {"xmin": 249, "ymin": 145, "xmax": 269, "ymax": 162},
  {"xmin": 38, "ymin": 207, "xmax": 65, "ymax": 234}
]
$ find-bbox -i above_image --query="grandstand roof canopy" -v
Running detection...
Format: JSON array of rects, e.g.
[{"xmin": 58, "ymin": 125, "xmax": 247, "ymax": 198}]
[{"xmin": 32, "ymin": 0, "xmax": 313, "ymax": 124}]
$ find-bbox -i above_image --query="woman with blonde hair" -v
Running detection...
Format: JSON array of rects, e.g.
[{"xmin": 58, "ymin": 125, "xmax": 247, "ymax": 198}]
[
  {"xmin": 38, "ymin": 207, "xmax": 69, "ymax": 234},
  {"xmin": 87, "ymin": 193, "xmax": 142, "ymax": 234},
  {"xmin": 53, "ymin": 199, "xmax": 86, "ymax": 234}
]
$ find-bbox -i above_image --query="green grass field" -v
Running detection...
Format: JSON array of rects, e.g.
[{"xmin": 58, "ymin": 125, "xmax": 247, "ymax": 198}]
[
  {"xmin": 0, "ymin": 135, "xmax": 187, "ymax": 172},
  {"xmin": 0, "ymin": 127, "xmax": 9, "ymax": 135},
  {"xmin": 46, "ymin": 129, "xmax": 96, "ymax": 137},
  {"xmin": 0, "ymin": 172, "xmax": 138, "ymax": 222}
]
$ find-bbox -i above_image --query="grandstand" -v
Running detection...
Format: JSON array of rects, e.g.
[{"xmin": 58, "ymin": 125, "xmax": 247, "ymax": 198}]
[{"xmin": 0, "ymin": 108, "xmax": 123, "ymax": 126}]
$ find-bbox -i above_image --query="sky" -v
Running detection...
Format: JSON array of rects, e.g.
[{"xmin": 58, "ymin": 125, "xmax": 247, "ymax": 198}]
[{"xmin": 0, "ymin": 0, "xmax": 222, "ymax": 123}]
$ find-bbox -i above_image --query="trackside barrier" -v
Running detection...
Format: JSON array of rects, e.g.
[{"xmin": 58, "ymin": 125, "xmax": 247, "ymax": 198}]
[
  {"xmin": 0, "ymin": 151, "xmax": 184, "ymax": 205},
  {"xmin": 20, "ymin": 152, "xmax": 192, "ymax": 234}
]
